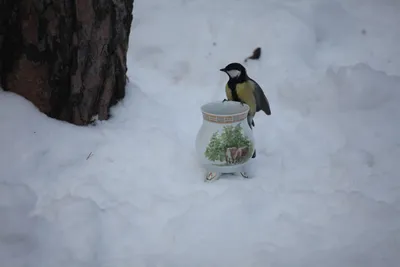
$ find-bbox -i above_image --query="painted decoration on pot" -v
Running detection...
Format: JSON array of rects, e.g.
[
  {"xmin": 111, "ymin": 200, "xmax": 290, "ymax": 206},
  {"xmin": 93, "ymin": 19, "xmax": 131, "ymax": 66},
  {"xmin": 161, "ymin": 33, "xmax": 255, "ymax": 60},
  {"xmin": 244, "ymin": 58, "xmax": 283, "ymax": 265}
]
[
  {"xmin": 204, "ymin": 123, "xmax": 253, "ymax": 166},
  {"xmin": 195, "ymin": 101, "xmax": 255, "ymax": 181}
]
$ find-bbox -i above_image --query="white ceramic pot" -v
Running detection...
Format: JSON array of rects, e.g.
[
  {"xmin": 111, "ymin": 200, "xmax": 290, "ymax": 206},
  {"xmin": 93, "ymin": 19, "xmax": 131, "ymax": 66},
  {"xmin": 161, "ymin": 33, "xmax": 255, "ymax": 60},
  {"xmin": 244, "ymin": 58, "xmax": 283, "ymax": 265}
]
[{"xmin": 195, "ymin": 101, "xmax": 255, "ymax": 181}]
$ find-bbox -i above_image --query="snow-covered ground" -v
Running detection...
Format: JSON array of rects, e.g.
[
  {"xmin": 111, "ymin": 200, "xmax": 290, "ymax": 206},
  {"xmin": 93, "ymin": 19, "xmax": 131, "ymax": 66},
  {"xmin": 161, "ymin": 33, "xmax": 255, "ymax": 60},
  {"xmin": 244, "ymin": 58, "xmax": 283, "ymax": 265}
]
[{"xmin": 1, "ymin": 0, "xmax": 400, "ymax": 266}]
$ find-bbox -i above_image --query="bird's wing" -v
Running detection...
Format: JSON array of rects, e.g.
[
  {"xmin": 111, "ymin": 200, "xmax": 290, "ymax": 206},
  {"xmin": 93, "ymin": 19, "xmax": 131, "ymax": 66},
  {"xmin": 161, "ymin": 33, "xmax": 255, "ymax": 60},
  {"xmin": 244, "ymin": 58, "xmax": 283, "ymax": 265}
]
[{"xmin": 249, "ymin": 78, "xmax": 271, "ymax": 115}]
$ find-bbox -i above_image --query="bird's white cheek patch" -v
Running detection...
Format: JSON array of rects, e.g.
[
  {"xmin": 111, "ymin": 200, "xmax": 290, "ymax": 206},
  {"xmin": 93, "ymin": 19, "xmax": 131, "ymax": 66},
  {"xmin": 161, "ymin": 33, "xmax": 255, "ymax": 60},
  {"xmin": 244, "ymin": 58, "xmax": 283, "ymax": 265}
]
[{"xmin": 227, "ymin": 70, "xmax": 241, "ymax": 78}]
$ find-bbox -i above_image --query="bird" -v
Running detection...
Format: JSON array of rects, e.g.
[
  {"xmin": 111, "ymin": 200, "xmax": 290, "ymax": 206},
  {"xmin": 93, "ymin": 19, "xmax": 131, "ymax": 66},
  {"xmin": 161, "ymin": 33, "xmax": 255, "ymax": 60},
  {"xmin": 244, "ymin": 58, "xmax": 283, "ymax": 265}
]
[{"xmin": 220, "ymin": 62, "xmax": 271, "ymax": 158}]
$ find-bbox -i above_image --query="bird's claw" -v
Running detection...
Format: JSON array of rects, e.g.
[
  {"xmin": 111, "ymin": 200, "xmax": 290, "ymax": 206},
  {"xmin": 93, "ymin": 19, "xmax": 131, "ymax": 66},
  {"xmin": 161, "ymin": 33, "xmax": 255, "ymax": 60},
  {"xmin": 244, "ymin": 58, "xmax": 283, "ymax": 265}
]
[
  {"xmin": 240, "ymin": 101, "xmax": 245, "ymax": 106},
  {"xmin": 222, "ymin": 99, "xmax": 228, "ymax": 103}
]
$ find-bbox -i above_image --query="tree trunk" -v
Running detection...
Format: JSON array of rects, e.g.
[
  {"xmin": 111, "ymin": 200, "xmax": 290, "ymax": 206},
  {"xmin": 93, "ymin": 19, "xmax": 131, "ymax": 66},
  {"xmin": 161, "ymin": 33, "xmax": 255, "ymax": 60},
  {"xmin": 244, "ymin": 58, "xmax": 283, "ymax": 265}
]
[{"xmin": 0, "ymin": 0, "xmax": 134, "ymax": 125}]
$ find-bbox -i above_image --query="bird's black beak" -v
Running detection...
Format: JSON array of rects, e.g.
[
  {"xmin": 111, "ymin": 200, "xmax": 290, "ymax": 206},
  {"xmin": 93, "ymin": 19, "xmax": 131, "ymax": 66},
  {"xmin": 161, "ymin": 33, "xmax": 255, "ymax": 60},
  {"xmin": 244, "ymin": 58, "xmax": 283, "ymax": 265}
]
[{"xmin": 220, "ymin": 68, "xmax": 226, "ymax": 72}]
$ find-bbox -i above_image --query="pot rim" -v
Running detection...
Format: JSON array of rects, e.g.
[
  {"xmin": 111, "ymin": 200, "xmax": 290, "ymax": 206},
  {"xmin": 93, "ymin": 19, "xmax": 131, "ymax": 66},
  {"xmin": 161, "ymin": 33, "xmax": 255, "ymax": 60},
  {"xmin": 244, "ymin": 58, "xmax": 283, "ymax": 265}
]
[{"xmin": 201, "ymin": 101, "xmax": 250, "ymax": 117}]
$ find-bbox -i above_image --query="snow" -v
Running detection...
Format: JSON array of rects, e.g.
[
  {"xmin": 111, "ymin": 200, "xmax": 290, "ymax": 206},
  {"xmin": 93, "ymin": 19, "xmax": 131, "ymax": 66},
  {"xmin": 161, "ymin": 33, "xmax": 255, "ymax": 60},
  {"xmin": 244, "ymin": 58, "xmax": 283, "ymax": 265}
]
[{"xmin": 1, "ymin": 0, "xmax": 400, "ymax": 266}]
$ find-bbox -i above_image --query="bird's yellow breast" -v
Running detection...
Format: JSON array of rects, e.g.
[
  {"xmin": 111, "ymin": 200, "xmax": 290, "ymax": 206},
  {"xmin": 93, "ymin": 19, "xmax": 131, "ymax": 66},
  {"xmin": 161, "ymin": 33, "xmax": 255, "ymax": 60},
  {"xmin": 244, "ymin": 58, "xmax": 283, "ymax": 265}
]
[{"xmin": 225, "ymin": 81, "xmax": 256, "ymax": 115}]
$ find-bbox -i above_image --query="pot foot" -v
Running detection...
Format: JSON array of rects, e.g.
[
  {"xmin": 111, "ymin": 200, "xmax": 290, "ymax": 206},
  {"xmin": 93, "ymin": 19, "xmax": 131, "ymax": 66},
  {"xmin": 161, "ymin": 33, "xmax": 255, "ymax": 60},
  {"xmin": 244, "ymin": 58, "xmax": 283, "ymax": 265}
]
[
  {"xmin": 240, "ymin": 172, "xmax": 249, "ymax": 178},
  {"xmin": 205, "ymin": 172, "xmax": 221, "ymax": 182}
]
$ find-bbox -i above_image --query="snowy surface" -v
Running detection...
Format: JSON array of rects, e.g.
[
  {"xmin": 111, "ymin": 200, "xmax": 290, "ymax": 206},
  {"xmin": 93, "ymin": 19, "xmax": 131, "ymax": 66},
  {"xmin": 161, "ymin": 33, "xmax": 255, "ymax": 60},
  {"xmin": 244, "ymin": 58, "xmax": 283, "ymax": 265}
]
[{"xmin": 1, "ymin": 0, "xmax": 400, "ymax": 266}]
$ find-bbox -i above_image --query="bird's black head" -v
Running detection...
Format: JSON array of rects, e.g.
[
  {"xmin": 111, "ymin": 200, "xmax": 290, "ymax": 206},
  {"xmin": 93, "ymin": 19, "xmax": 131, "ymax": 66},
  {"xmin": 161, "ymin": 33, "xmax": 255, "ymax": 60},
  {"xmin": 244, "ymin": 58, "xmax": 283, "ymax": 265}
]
[{"xmin": 220, "ymin": 62, "xmax": 247, "ymax": 81}]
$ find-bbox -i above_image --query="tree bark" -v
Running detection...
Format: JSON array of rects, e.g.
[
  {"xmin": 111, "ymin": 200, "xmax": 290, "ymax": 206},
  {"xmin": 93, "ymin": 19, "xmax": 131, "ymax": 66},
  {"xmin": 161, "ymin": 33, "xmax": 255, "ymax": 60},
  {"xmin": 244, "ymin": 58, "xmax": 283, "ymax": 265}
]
[{"xmin": 0, "ymin": 0, "xmax": 134, "ymax": 125}]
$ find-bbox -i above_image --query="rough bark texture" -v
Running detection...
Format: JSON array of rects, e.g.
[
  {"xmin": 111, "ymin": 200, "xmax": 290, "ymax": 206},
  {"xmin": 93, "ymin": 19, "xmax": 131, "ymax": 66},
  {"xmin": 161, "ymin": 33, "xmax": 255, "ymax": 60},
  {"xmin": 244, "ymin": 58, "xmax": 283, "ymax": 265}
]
[{"xmin": 0, "ymin": 0, "xmax": 134, "ymax": 125}]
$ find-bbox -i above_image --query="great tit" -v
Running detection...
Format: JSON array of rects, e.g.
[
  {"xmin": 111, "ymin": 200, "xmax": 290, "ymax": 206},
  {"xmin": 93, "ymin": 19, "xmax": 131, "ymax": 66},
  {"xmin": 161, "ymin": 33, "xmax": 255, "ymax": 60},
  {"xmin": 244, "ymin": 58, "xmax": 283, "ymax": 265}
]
[{"xmin": 220, "ymin": 62, "xmax": 272, "ymax": 158}]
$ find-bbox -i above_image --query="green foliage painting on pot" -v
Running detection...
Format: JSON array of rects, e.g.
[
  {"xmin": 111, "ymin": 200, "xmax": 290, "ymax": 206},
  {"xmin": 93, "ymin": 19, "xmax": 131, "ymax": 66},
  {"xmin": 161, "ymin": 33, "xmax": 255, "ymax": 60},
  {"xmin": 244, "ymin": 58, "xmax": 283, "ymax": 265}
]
[{"xmin": 204, "ymin": 123, "xmax": 253, "ymax": 166}]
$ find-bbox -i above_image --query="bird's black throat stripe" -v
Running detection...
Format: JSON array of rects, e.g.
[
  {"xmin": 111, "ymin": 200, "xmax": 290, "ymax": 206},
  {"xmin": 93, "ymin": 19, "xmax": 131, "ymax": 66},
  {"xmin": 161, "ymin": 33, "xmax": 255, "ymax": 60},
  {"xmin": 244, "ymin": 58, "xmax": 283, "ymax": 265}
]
[{"xmin": 228, "ymin": 80, "xmax": 240, "ymax": 102}]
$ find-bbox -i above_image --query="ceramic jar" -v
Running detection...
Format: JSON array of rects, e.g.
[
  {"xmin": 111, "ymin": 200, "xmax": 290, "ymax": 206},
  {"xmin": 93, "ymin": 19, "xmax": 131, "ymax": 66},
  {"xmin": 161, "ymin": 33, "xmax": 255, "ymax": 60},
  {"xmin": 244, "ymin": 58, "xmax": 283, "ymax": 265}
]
[{"xmin": 195, "ymin": 101, "xmax": 255, "ymax": 181}]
